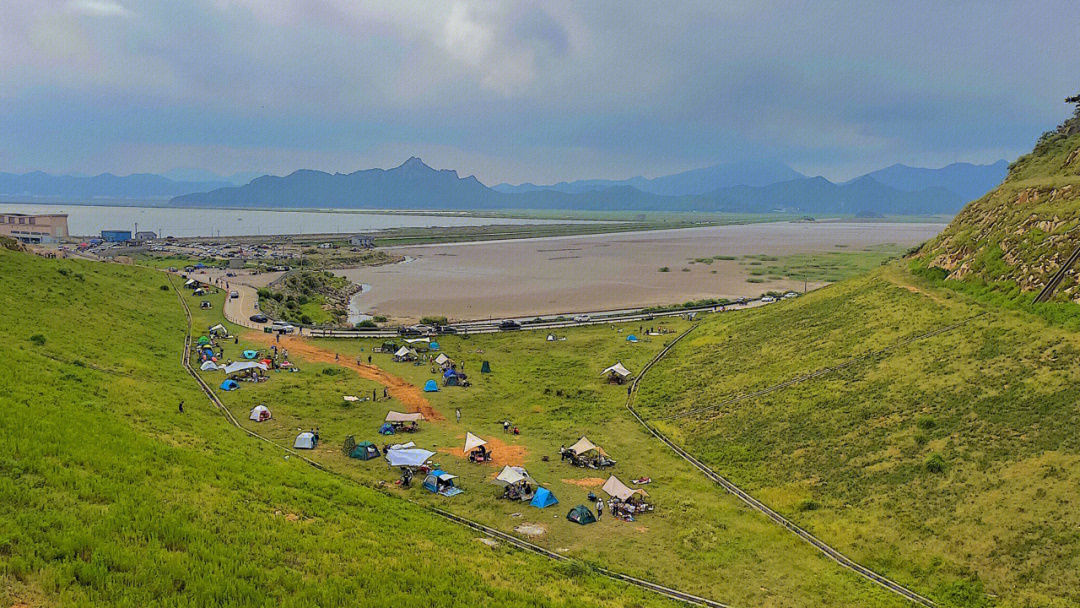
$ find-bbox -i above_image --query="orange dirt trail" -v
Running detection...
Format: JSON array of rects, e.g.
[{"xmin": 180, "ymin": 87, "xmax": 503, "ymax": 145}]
[{"xmin": 246, "ymin": 332, "xmax": 445, "ymax": 421}]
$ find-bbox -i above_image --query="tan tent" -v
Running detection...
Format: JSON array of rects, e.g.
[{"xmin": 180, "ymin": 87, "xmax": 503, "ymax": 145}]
[
  {"xmin": 463, "ymin": 432, "xmax": 487, "ymax": 454},
  {"xmin": 493, "ymin": 465, "xmax": 536, "ymax": 487},
  {"xmin": 385, "ymin": 410, "xmax": 425, "ymax": 423},
  {"xmin": 568, "ymin": 436, "xmax": 607, "ymax": 457},
  {"xmin": 393, "ymin": 346, "xmax": 418, "ymax": 360},
  {"xmin": 601, "ymin": 475, "xmax": 648, "ymax": 501},
  {"xmin": 434, "ymin": 353, "xmax": 451, "ymax": 366},
  {"xmin": 600, "ymin": 362, "xmax": 632, "ymax": 378}
]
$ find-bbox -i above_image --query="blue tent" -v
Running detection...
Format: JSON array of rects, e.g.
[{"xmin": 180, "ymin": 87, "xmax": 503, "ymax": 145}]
[
  {"xmin": 220, "ymin": 379, "xmax": 239, "ymax": 391},
  {"xmin": 442, "ymin": 369, "xmax": 456, "ymax": 379},
  {"xmin": 422, "ymin": 470, "xmax": 463, "ymax": 497},
  {"xmin": 626, "ymin": 334, "xmax": 639, "ymax": 342},
  {"xmin": 530, "ymin": 487, "xmax": 559, "ymax": 509},
  {"xmin": 423, "ymin": 379, "xmax": 439, "ymax": 392},
  {"xmin": 430, "ymin": 341, "xmax": 440, "ymax": 350},
  {"xmin": 378, "ymin": 422, "xmax": 395, "ymax": 435},
  {"xmin": 242, "ymin": 350, "xmax": 258, "ymax": 359}
]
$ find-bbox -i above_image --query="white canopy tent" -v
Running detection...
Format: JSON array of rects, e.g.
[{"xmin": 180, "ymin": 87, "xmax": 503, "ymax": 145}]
[
  {"xmin": 463, "ymin": 432, "xmax": 487, "ymax": 454},
  {"xmin": 385, "ymin": 411, "xmax": 425, "ymax": 423},
  {"xmin": 393, "ymin": 346, "xmax": 418, "ymax": 360},
  {"xmin": 568, "ymin": 436, "xmax": 607, "ymax": 457},
  {"xmin": 434, "ymin": 353, "xmax": 451, "ymax": 366},
  {"xmin": 386, "ymin": 448, "xmax": 435, "ymax": 468},
  {"xmin": 600, "ymin": 362, "xmax": 632, "ymax": 378},
  {"xmin": 223, "ymin": 361, "xmax": 268, "ymax": 375},
  {"xmin": 208, "ymin": 323, "xmax": 228, "ymax": 336},
  {"xmin": 602, "ymin": 475, "xmax": 649, "ymax": 501},
  {"xmin": 249, "ymin": 405, "xmax": 271, "ymax": 421},
  {"xmin": 493, "ymin": 465, "xmax": 536, "ymax": 487}
]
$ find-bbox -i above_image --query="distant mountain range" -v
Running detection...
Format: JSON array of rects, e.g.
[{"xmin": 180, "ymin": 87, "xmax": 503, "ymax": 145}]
[{"xmin": 2, "ymin": 157, "xmax": 1009, "ymax": 215}]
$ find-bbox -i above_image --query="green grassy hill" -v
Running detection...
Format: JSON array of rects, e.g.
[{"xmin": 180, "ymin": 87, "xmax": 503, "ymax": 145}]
[
  {"xmin": 0, "ymin": 249, "xmax": 678, "ymax": 608},
  {"xmin": 637, "ymin": 264, "xmax": 1080, "ymax": 607},
  {"xmin": 917, "ymin": 104, "xmax": 1080, "ymax": 301}
]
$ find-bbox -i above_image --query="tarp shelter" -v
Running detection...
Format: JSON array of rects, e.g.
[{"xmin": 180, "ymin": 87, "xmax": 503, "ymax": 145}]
[
  {"xmin": 184, "ymin": 279, "xmax": 197, "ymax": 288},
  {"xmin": 242, "ymin": 350, "xmax": 259, "ymax": 359},
  {"xmin": 224, "ymin": 361, "xmax": 268, "ymax": 374},
  {"xmin": 293, "ymin": 432, "xmax": 316, "ymax": 449},
  {"xmin": 378, "ymin": 423, "xmax": 395, "ymax": 435},
  {"xmin": 385, "ymin": 411, "xmax": 425, "ymax": 423},
  {"xmin": 386, "ymin": 448, "xmax": 435, "ymax": 468},
  {"xmin": 200, "ymin": 361, "xmax": 219, "ymax": 371},
  {"xmin": 602, "ymin": 475, "xmax": 649, "ymax": 501},
  {"xmin": 393, "ymin": 346, "xmax": 418, "ymax": 361},
  {"xmin": 494, "ymin": 465, "xmax": 536, "ymax": 487},
  {"xmin": 530, "ymin": 487, "xmax": 559, "ymax": 509},
  {"xmin": 601, "ymin": 362, "xmax": 633, "ymax": 384},
  {"xmin": 403, "ymin": 338, "xmax": 430, "ymax": 344},
  {"xmin": 249, "ymin": 405, "xmax": 271, "ymax": 421},
  {"xmin": 568, "ymin": 436, "xmax": 607, "ymax": 457},
  {"xmin": 480, "ymin": 360, "xmax": 491, "ymax": 373},
  {"xmin": 423, "ymin": 379, "xmax": 439, "ymax": 392},
  {"xmin": 349, "ymin": 441, "xmax": 380, "ymax": 460},
  {"xmin": 566, "ymin": 505, "xmax": 597, "ymax": 525},
  {"xmin": 209, "ymin": 323, "xmax": 228, "ymax": 337},
  {"xmin": 463, "ymin": 432, "xmax": 487, "ymax": 454},
  {"xmin": 434, "ymin": 353, "xmax": 451, "ymax": 366},
  {"xmin": 343, "ymin": 395, "xmax": 359, "ymax": 402},
  {"xmin": 423, "ymin": 469, "xmax": 463, "ymax": 497},
  {"xmin": 220, "ymin": 379, "xmax": 239, "ymax": 391},
  {"xmin": 197, "ymin": 336, "xmax": 210, "ymax": 345},
  {"xmin": 626, "ymin": 334, "xmax": 639, "ymax": 342}
]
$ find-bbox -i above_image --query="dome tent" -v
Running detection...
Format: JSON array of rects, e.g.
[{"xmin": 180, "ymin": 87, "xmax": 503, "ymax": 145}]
[
  {"xmin": 220, "ymin": 379, "xmax": 239, "ymax": 391},
  {"xmin": 294, "ymin": 432, "xmax": 316, "ymax": 449},
  {"xmin": 423, "ymin": 379, "xmax": 439, "ymax": 392},
  {"xmin": 249, "ymin": 405, "xmax": 271, "ymax": 422},
  {"xmin": 566, "ymin": 504, "xmax": 596, "ymax": 525},
  {"xmin": 530, "ymin": 487, "xmax": 559, "ymax": 509}
]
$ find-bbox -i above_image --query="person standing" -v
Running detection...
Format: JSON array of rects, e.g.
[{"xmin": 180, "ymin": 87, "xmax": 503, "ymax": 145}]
[
  {"xmin": 455, "ymin": 408, "xmax": 461, "ymax": 423},
  {"xmin": 373, "ymin": 388, "xmax": 377, "ymax": 401},
  {"xmin": 368, "ymin": 355, "xmax": 372, "ymax": 364},
  {"xmin": 178, "ymin": 400, "xmax": 184, "ymax": 414},
  {"xmin": 383, "ymin": 387, "xmax": 388, "ymax": 399},
  {"xmin": 596, "ymin": 499, "xmax": 603, "ymax": 520}
]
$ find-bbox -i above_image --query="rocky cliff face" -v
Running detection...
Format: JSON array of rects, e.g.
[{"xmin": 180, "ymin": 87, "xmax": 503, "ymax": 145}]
[{"xmin": 918, "ymin": 108, "xmax": 1080, "ymax": 301}]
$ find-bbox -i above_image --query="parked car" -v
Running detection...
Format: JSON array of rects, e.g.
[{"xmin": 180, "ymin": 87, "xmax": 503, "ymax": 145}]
[
  {"xmin": 573, "ymin": 314, "xmax": 591, "ymax": 323},
  {"xmin": 398, "ymin": 326, "xmax": 423, "ymax": 336},
  {"xmin": 760, "ymin": 296, "xmax": 776, "ymax": 303},
  {"xmin": 229, "ymin": 290, "xmax": 240, "ymax": 299},
  {"xmin": 270, "ymin": 322, "xmax": 295, "ymax": 333},
  {"xmin": 783, "ymin": 292, "xmax": 799, "ymax": 299},
  {"xmin": 499, "ymin": 319, "xmax": 522, "ymax": 330},
  {"xmin": 249, "ymin": 313, "xmax": 269, "ymax": 323},
  {"xmin": 436, "ymin": 325, "xmax": 459, "ymax": 334}
]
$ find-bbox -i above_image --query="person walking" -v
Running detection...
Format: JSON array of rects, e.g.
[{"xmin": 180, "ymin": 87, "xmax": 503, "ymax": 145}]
[
  {"xmin": 383, "ymin": 387, "xmax": 388, "ymax": 399},
  {"xmin": 178, "ymin": 400, "xmax": 184, "ymax": 414},
  {"xmin": 595, "ymin": 499, "xmax": 603, "ymax": 520},
  {"xmin": 356, "ymin": 355, "xmax": 362, "ymax": 366},
  {"xmin": 455, "ymin": 408, "xmax": 461, "ymax": 423},
  {"xmin": 335, "ymin": 352, "xmax": 339, "ymax": 362},
  {"xmin": 368, "ymin": 355, "xmax": 372, "ymax": 364}
]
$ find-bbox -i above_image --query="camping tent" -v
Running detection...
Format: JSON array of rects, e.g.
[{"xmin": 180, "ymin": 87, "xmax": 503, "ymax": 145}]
[
  {"xmin": 546, "ymin": 334, "xmax": 556, "ymax": 341},
  {"xmin": 494, "ymin": 465, "xmax": 536, "ymax": 487},
  {"xmin": 184, "ymin": 279, "xmax": 197, "ymax": 287},
  {"xmin": 197, "ymin": 336, "xmax": 210, "ymax": 346},
  {"xmin": 220, "ymin": 379, "xmax": 239, "ymax": 391},
  {"xmin": 434, "ymin": 353, "xmax": 451, "ymax": 366},
  {"xmin": 249, "ymin": 405, "xmax": 271, "ymax": 421},
  {"xmin": 566, "ymin": 505, "xmax": 597, "ymax": 525},
  {"xmin": 429, "ymin": 341, "xmax": 440, "ymax": 351},
  {"xmin": 423, "ymin": 379, "xmax": 439, "ymax": 392},
  {"xmin": 626, "ymin": 334, "xmax": 639, "ymax": 342},
  {"xmin": 530, "ymin": 487, "xmax": 559, "ymax": 509},
  {"xmin": 386, "ymin": 447, "xmax": 435, "ymax": 468},
  {"xmin": 463, "ymin": 432, "xmax": 487, "ymax": 454},
  {"xmin": 393, "ymin": 346, "xmax": 418, "ymax": 361},
  {"xmin": 442, "ymin": 369, "xmax": 463, "ymax": 387},
  {"xmin": 200, "ymin": 361, "xmax": 219, "ymax": 371},
  {"xmin": 294, "ymin": 432, "xmax": 316, "ymax": 449},
  {"xmin": 568, "ymin": 436, "xmax": 607, "ymax": 457},
  {"xmin": 378, "ymin": 423, "xmax": 395, "ymax": 435},
  {"xmin": 242, "ymin": 350, "xmax": 259, "ymax": 359},
  {"xmin": 423, "ymin": 470, "xmax": 463, "ymax": 496},
  {"xmin": 224, "ymin": 361, "xmax": 268, "ymax": 374},
  {"xmin": 480, "ymin": 360, "xmax": 491, "ymax": 373},
  {"xmin": 600, "ymin": 362, "xmax": 633, "ymax": 384},
  {"xmin": 209, "ymin": 323, "xmax": 228, "ymax": 337},
  {"xmin": 386, "ymin": 411, "xmax": 425, "ymax": 423},
  {"xmin": 602, "ymin": 475, "xmax": 649, "ymax": 501},
  {"xmin": 349, "ymin": 441, "xmax": 380, "ymax": 460}
]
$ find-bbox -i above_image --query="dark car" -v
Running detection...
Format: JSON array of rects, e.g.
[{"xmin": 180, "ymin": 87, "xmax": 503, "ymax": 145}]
[
  {"xmin": 249, "ymin": 314, "xmax": 269, "ymax": 323},
  {"xmin": 498, "ymin": 320, "xmax": 522, "ymax": 330},
  {"xmin": 435, "ymin": 325, "xmax": 459, "ymax": 334},
  {"xmin": 398, "ymin": 326, "xmax": 423, "ymax": 336}
]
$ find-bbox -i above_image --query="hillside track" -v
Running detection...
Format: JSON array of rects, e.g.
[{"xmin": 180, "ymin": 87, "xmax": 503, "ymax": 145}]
[
  {"xmin": 625, "ymin": 326, "xmax": 936, "ymax": 607},
  {"xmin": 166, "ymin": 275, "xmax": 729, "ymax": 608},
  {"xmin": 1032, "ymin": 241, "xmax": 1080, "ymax": 304}
]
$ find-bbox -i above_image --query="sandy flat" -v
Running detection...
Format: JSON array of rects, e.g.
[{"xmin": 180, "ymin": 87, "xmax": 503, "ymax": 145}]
[{"xmin": 335, "ymin": 221, "xmax": 945, "ymax": 322}]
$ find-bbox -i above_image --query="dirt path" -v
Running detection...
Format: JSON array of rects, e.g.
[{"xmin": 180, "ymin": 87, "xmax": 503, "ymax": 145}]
[{"xmin": 245, "ymin": 331, "xmax": 445, "ymax": 420}]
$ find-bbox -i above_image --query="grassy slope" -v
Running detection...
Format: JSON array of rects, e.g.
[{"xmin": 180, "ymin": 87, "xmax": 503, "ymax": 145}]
[
  {"xmin": 0, "ymin": 249, "xmax": 682, "ymax": 608},
  {"xmin": 197, "ymin": 312, "xmax": 908, "ymax": 606},
  {"xmin": 637, "ymin": 263, "xmax": 1080, "ymax": 607}
]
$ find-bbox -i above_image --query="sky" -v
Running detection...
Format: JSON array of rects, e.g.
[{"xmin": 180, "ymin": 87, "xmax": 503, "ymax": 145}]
[{"xmin": 1, "ymin": 0, "xmax": 1078, "ymax": 185}]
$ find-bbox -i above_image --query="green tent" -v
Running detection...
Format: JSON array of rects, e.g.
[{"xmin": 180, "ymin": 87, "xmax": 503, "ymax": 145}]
[
  {"xmin": 349, "ymin": 441, "xmax": 380, "ymax": 461},
  {"xmin": 566, "ymin": 504, "xmax": 596, "ymax": 525},
  {"xmin": 197, "ymin": 336, "xmax": 210, "ymax": 345},
  {"xmin": 381, "ymin": 341, "xmax": 398, "ymax": 352},
  {"xmin": 480, "ymin": 360, "xmax": 491, "ymax": 373}
]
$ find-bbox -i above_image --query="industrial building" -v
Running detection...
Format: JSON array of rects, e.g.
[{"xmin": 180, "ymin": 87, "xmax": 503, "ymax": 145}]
[
  {"xmin": 101, "ymin": 230, "xmax": 132, "ymax": 242},
  {"xmin": 0, "ymin": 213, "xmax": 69, "ymax": 244}
]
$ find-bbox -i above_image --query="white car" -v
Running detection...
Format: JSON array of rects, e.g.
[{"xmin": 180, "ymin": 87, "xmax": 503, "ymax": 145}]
[
  {"xmin": 573, "ymin": 314, "xmax": 591, "ymax": 323},
  {"xmin": 270, "ymin": 322, "xmax": 295, "ymax": 334},
  {"xmin": 783, "ymin": 292, "xmax": 799, "ymax": 299},
  {"xmin": 760, "ymin": 296, "xmax": 776, "ymax": 304}
]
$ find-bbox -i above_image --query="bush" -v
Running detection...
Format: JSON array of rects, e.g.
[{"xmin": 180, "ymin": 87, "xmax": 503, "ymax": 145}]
[
  {"xmin": 658, "ymin": 267, "xmax": 670, "ymax": 272},
  {"xmin": 356, "ymin": 320, "xmax": 377, "ymax": 328},
  {"xmin": 924, "ymin": 453, "xmax": 947, "ymax": 474},
  {"xmin": 272, "ymin": 292, "xmax": 284, "ymax": 302},
  {"xmin": 29, "ymin": 334, "xmax": 46, "ymax": 346},
  {"xmin": 420, "ymin": 316, "xmax": 448, "ymax": 326},
  {"xmin": 373, "ymin": 315, "xmax": 388, "ymax": 322},
  {"xmin": 916, "ymin": 415, "xmax": 937, "ymax": 430},
  {"xmin": 160, "ymin": 285, "xmax": 169, "ymax": 291},
  {"xmin": 300, "ymin": 315, "xmax": 313, "ymax": 325},
  {"xmin": 795, "ymin": 498, "xmax": 820, "ymax": 512},
  {"xmin": 257, "ymin": 288, "xmax": 272, "ymax": 299}
]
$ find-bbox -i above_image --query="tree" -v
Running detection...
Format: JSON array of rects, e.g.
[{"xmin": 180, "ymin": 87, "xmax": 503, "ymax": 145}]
[{"xmin": 1067, "ymin": 94, "xmax": 1080, "ymax": 105}]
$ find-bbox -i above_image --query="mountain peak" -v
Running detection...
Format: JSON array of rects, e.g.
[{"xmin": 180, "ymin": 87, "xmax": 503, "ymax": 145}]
[{"xmin": 398, "ymin": 156, "xmax": 429, "ymax": 169}]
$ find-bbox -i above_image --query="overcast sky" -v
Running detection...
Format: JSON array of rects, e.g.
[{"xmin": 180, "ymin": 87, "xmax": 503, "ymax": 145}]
[{"xmin": 2, "ymin": 0, "xmax": 1078, "ymax": 184}]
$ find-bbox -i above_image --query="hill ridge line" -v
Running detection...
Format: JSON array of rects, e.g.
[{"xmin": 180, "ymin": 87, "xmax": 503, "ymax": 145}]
[{"xmin": 625, "ymin": 325, "xmax": 937, "ymax": 607}]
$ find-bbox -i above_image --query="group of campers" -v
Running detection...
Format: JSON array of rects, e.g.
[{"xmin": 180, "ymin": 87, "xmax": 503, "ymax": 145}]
[
  {"xmin": 196, "ymin": 323, "xmax": 300, "ymax": 393},
  {"xmin": 560, "ymin": 436, "xmax": 617, "ymax": 469}
]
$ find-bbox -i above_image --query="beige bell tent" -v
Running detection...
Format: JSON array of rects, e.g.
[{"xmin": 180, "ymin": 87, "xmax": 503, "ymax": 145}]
[
  {"xmin": 600, "ymin": 362, "xmax": 632, "ymax": 384},
  {"xmin": 385, "ymin": 411, "xmax": 425, "ymax": 423},
  {"xmin": 601, "ymin": 475, "xmax": 649, "ymax": 501},
  {"xmin": 568, "ymin": 436, "xmax": 607, "ymax": 457},
  {"xmin": 463, "ymin": 432, "xmax": 487, "ymax": 454},
  {"xmin": 393, "ymin": 346, "xmax": 418, "ymax": 361}
]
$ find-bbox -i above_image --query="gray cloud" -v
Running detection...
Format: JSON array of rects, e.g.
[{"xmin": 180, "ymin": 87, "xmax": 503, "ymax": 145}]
[{"xmin": 1, "ymin": 0, "xmax": 1077, "ymax": 183}]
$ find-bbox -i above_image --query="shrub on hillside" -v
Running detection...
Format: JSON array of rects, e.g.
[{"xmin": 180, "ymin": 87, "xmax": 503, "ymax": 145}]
[
  {"xmin": 29, "ymin": 334, "xmax": 46, "ymax": 346},
  {"xmin": 924, "ymin": 453, "xmax": 947, "ymax": 474}
]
